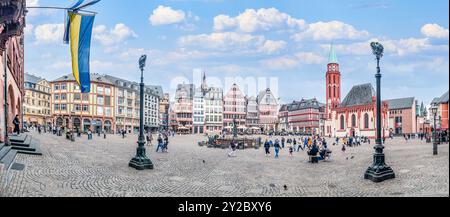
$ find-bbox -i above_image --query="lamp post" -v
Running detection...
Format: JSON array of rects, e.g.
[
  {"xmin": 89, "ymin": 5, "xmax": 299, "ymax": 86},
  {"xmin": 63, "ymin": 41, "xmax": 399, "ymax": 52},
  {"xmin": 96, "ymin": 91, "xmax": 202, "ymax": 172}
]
[
  {"xmin": 129, "ymin": 55, "xmax": 153, "ymax": 170},
  {"xmin": 431, "ymin": 106, "xmax": 438, "ymax": 155},
  {"xmin": 364, "ymin": 42, "xmax": 395, "ymax": 183}
]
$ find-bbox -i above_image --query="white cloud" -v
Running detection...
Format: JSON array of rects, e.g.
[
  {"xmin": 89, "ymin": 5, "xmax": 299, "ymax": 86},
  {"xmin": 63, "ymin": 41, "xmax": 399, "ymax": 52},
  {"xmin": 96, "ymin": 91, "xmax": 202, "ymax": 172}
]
[
  {"xmin": 421, "ymin": 23, "xmax": 449, "ymax": 39},
  {"xmin": 213, "ymin": 8, "xmax": 305, "ymax": 32},
  {"xmin": 323, "ymin": 37, "xmax": 448, "ymax": 56},
  {"xmin": 34, "ymin": 23, "xmax": 64, "ymax": 44},
  {"xmin": 258, "ymin": 40, "xmax": 287, "ymax": 54},
  {"xmin": 179, "ymin": 32, "xmax": 286, "ymax": 55},
  {"xmin": 94, "ymin": 23, "xmax": 137, "ymax": 46},
  {"xmin": 294, "ymin": 52, "xmax": 325, "ymax": 64},
  {"xmin": 292, "ymin": 20, "xmax": 369, "ymax": 41},
  {"xmin": 179, "ymin": 32, "xmax": 265, "ymax": 51},
  {"xmin": 50, "ymin": 61, "xmax": 71, "ymax": 70},
  {"xmin": 260, "ymin": 52, "xmax": 324, "ymax": 70},
  {"xmin": 149, "ymin": 5, "xmax": 186, "ymax": 26},
  {"xmin": 260, "ymin": 56, "xmax": 299, "ymax": 70}
]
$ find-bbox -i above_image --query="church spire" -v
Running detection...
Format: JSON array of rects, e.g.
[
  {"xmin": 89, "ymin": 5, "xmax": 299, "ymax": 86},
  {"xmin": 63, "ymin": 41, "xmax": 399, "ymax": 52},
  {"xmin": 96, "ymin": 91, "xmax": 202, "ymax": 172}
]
[{"xmin": 329, "ymin": 43, "xmax": 338, "ymax": 64}]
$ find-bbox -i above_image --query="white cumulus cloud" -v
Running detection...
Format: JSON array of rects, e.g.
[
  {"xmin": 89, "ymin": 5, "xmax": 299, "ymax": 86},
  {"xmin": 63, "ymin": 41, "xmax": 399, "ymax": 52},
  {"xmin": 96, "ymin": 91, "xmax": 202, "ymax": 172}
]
[
  {"xmin": 213, "ymin": 8, "xmax": 305, "ymax": 32},
  {"xmin": 149, "ymin": 5, "xmax": 186, "ymax": 26},
  {"xmin": 421, "ymin": 23, "xmax": 449, "ymax": 39},
  {"xmin": 292, "ymin": 20, "xmax": 369, "ymax": 41},
  {"xmin": 94, "ymin": 23, "xmax": 137, "ymax": 46},
  {"xmin": 179, "ymin": 32, "xmax": 286, "ymax": 54},
  {"xmin": 34, "ymin": 23, "xmax": 64, "ymax": 44},
  {"xmin": 258, "ymin": 40, "xmax": 287, "ymax": 54}
]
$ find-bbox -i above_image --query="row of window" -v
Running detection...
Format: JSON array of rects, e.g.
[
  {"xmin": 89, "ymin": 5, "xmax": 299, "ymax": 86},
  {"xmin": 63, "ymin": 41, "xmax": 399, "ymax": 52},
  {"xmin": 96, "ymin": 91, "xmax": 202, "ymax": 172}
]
[{"xmin": 340, "ymin": 114, "xmax": 371, "ymax": 130}]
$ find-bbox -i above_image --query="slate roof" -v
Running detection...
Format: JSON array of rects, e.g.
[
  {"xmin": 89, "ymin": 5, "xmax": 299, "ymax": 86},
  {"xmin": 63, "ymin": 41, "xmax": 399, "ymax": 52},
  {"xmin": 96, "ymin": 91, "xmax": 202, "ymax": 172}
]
[
  {"xmin": 437, "ymin": 91, "xmax": 449, "ymax": 103},
  {"xmin": 340, "ymin": 83, "xmax": 376, "ymax": 107},
  {"xmin": 53, "ymin": 73, "xmax": 113, "ymax": 84},
  {"xmin": 103, "ymin": 75, "xmax": 163, "ymax": 98},
  {"xmin": 386, "ymin": 97, "xmax": 415, "ymax": 110},
  {"xmin": 24, "ymin": 73, "xmax": 44, "ymax": 84},
  {"xmin": 288, "ymin": 98, "xmax": 323, "ymax": 111}
]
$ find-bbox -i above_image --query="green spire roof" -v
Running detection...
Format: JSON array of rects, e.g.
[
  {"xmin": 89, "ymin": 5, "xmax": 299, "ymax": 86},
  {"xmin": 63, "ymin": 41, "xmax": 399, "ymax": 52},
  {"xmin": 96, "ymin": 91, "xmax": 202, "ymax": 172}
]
[{"xmin": 329, "ymin": 44, "xmax": 338, "ymax": 64}]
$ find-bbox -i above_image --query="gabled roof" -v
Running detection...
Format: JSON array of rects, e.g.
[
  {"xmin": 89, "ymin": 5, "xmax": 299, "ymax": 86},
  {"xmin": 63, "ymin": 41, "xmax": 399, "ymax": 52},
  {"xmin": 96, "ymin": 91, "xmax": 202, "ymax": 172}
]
[
  {"xmin": 24, "ymin": 73, "xmax": 45, "ymax": 84},
  {"xmin": 386, "ymin": 97, "xmax": 415, "ymax": 110},
  {"xmin": 257, "ymin": 88, "xmax": 278, "ymax": 105},
  {"xmin": 340, "ymin": 83, "xmax": 376, "ymax": 107}
]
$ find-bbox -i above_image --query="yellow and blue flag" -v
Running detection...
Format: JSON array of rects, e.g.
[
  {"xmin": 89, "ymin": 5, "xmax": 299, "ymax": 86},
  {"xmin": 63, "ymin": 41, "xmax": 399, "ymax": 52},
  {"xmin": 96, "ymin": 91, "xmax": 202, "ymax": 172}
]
[{"xmin": 68, "ymin": 12, "xmax": 95, "ymax": 93}]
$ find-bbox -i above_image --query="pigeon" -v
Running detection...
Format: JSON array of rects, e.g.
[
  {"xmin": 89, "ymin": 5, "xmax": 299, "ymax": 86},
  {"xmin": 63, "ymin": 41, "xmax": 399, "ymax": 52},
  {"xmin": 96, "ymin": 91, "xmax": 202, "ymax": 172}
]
[
  {"xmin": 203, "ymin": 160, "xmax": 206, "ymax": 164},
  {"xmin": 283, "ymin": 185, "xmax": 288, "ymax": 191},
  {"xmin": 269, "ymin": 183, "xmax": 276, "ymax": 188},
  {"xmin": 350, "ymin": 156, "xmax": 354, "ymax": 159},
  {"xmin": 346, "ymin": 157, "xmax": 349, "ymax": 160}
]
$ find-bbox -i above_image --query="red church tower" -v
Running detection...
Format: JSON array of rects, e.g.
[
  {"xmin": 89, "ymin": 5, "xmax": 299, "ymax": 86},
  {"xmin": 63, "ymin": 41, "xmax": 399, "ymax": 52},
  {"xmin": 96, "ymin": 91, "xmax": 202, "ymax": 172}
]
[{"xmin": 325, "ymin": 44, "xmax": 341, "ymax": 120}]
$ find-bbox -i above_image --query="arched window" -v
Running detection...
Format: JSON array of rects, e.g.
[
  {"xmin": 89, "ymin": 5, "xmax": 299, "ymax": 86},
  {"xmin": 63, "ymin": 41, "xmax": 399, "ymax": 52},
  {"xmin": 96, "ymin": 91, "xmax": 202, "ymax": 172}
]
[
  {"xmin": 340, "ymin": 115, "xmax": 345, "ymax": 130},
  {"xmin": 329, "ymin": 87, "xmax": 331, "ymax": 98},
  {"xmin": 364, "ymin": 113, "xmax": 369, "ymax": 129},
  {"xmin": 351, "ymin": 114, "xmax": 356, "ymax": 127},
  {"xmin": 333, "ymin": 87, "xmax": 336, "ymax": 98}
]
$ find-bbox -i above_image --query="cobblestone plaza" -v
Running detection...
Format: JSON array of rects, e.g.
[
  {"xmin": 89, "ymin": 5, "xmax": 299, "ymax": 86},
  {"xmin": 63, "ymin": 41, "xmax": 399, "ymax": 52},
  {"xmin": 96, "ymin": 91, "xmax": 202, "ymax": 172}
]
[{"xmin": 1, "ymin": 132, "xmax": 448, "ymax": 197}]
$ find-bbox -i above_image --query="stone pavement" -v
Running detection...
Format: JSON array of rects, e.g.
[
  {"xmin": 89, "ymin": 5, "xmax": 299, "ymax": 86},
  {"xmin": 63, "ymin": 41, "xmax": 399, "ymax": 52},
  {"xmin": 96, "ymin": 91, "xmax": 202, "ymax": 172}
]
[{"xmin": 0, "ymin": 132, "xmax": 448, "ymax": 197}]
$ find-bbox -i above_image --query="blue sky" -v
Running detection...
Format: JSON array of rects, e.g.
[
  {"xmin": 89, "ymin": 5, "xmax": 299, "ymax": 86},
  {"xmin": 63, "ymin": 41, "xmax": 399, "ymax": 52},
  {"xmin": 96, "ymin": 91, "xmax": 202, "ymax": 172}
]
[{"xmin": 25, "ymin": 0, "xmax": 449, "ymax": 105}]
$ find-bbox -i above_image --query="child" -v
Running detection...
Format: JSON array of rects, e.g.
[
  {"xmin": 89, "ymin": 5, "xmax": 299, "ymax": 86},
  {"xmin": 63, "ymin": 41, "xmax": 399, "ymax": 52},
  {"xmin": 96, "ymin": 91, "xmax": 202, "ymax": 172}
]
[
  {"xmin": 342, "ymin": 144, "xmax": 346, "ymax": 152},
  {"xmin": 289, "ymin": 146, "xmax": 293, "ymax": 157}
]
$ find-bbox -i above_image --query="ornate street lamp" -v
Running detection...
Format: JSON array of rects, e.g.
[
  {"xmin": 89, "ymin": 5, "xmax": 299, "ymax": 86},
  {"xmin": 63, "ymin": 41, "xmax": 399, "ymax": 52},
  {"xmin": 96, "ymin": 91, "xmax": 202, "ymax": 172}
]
[
  {"xmin": 431, "ymin": 106, "xmax": 438, "ymax": 155},
  {"xmin": 129, "ymin": 55, "xmax": 154, "ymax": 170},
  {"xmin": 364, "ymin": 42, "xmax": 395, "ymax": 183}
]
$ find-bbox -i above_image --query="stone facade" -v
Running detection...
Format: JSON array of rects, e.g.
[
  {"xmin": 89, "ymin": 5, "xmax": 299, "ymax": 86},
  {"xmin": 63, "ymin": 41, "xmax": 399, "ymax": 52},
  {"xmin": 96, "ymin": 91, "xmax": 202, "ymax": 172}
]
[
  {"xmin": 0, "ymin": 0, "xmax": 26, "ymax": 142},
  {"xmin": 23, "ymin": 73, "xmax": 51, "ymax": 126},
  {"xmin": 204, "ymin": 87, "xmax": 223, "ymax": 133},
  {"xmin": 387, "ymin": 97, "xmax": 417, "ymax": 135}
]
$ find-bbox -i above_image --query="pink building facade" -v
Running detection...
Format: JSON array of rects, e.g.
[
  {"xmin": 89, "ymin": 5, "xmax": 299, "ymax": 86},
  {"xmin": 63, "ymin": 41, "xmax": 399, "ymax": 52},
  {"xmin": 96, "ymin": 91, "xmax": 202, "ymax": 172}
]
[{"xmin": 223, "ymin": 84, "xmax": 246, "ymax": 130}]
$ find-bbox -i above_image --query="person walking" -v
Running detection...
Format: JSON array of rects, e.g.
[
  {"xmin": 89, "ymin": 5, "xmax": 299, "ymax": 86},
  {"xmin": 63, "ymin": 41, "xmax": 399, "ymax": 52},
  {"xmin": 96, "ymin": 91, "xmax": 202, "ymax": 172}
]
[
  {"xmin": 163, "ymin": 135, "xmax": 169, "ymax": 153},
  {"xmin": 146, "ymin": 131, "xmax": 153, "ymax": 146},
  {"xmin": 274, "ymin": 139, "xmax": 281, "ymax": 158},
  {"xmin": 88, "ymin": 129, "xmax": 93, "ymax": 140},
  {"xmin": 13, "ymin": 115, "xmax": 20, "ymax": 135},
  {"xmin": 264, "ymin": 139, "xmax": 271, "ymax": 157},
  {"xmin": 281, "ymin": 137, "xmax": 285, "ymax": 149},
  {"xmin": 156, "ymin": 135, "xmax": 163, "ymax": 152},
  {"xmin": 228, "ymin": 141, "xmax": 237, "ymax": 157},
  {"xmin": 103, "ymin": 130, "xmax": 107, "ymax": 139},
  {"xmin": 288, "ymin": 145, "xmax": 293, "ymax": 157}
]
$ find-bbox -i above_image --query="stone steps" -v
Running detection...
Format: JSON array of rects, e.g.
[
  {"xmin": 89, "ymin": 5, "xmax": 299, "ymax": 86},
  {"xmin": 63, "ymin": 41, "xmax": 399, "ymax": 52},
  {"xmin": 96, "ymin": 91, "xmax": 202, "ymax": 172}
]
[{"xmin": 9, "ymin": 134, "xmax": 42, "ymax": 156}]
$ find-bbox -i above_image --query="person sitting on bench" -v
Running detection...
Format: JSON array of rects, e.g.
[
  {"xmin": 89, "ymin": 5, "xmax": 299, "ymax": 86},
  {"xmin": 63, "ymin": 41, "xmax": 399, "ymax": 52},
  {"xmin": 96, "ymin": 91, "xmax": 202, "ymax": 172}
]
[{"xmin": 308, "ymin": 144, "xmax": 319, "ymax": 163}]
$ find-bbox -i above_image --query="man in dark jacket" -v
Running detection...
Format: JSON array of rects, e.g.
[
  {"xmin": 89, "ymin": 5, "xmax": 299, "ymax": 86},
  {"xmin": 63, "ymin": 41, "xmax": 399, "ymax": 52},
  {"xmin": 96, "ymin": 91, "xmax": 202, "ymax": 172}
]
[{"xmin": 13, "ymin": 115, "xmax": 20, "ymax": 135}]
